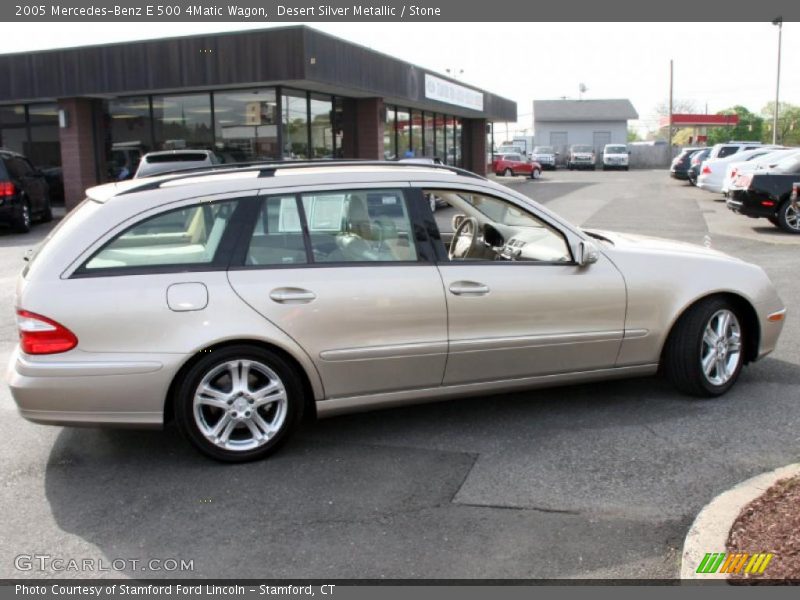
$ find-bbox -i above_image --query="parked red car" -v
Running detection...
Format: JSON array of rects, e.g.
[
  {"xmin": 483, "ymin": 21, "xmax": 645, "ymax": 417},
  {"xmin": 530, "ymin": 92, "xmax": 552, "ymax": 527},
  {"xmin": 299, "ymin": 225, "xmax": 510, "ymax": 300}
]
[{"xmin": 492, "ymin": 153, "xmax": 542, "ymax": 179}]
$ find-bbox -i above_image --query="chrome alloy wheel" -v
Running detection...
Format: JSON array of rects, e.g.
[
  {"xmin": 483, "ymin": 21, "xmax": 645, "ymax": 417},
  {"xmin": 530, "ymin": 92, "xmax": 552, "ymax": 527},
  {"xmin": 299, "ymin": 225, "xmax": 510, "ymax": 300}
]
[
  {"xmin": 192, "ymin": 359, "xmax": 288, "ymax": 452},
  {"xmin": 700, "ymin": 309, "xmax": 742, "ymax": 386},
  {"xmin": 784, "ymin": 202, "xmax": 800, "ymax": 231}
]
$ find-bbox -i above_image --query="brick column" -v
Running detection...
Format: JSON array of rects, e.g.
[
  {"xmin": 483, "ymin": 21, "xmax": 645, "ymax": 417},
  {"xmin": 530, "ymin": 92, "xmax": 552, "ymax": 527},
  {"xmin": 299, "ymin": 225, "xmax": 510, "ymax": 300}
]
[
  {"xmin": 341, "ymin": 98, "xmax": 384, "ymax": 160},
  {"xmin": 462, "ymin": 118, "xmax": 488, "ymax": 176},
  {"xmin": 58, "ymin": 98, "xmax": 104, "ymax": 210}
]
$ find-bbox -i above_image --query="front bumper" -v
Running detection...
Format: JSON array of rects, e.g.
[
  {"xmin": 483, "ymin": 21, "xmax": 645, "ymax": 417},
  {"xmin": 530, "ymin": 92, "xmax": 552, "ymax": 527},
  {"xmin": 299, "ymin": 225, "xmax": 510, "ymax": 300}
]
[{"xmin": 5, "ymin": 347, "xmax": 181, "ymax": 428}]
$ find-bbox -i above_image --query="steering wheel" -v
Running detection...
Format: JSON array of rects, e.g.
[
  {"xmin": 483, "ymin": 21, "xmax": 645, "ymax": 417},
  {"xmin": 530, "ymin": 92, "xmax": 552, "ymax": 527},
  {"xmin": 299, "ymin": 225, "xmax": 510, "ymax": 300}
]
[{"xmin": 449, "ymin": 217, "xmax": 481, "ymax": 260}]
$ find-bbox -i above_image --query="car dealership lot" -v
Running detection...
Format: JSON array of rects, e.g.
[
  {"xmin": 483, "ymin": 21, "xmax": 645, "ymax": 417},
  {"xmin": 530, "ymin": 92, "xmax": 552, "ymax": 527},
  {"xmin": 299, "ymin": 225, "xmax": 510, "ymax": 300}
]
[{"xmin": 1, "ymin": 170, "xmax": 798, "ymax": 580}]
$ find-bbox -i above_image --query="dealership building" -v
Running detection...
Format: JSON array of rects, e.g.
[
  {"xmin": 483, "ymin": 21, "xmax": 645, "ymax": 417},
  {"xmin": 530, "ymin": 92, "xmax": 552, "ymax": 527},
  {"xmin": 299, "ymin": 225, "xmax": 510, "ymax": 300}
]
[{"xmin": 0, "ymin": 26, "xmax": 516, "ymax": 209}]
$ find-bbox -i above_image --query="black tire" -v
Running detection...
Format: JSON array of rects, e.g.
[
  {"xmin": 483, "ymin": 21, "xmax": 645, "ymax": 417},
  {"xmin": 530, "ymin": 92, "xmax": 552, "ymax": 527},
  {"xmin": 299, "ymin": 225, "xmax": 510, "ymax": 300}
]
[
  {"xmin": 663, "ymin": 297, "xmax": 745, "ymax": 398},
  {"xmin": 767, "ymin": 215, "xmax": 781, "ymax": 227},
  {"xmin": 530, "ymin": 168, "xmax": 541, "ymax": 180},
  {"xmin": 776, "ymin": 200, "xmax": 800, "ymax": 234},
  {"xmin": 12, "ymin": 201, "xmax": 32, "ymax": 233},
  {"xmin": 174, "ymin": 345, "xmax": 304, "ymax": 462},
  {"xmin": 504, "ymin": 168, "xmax": 513, "ymax": 177}
]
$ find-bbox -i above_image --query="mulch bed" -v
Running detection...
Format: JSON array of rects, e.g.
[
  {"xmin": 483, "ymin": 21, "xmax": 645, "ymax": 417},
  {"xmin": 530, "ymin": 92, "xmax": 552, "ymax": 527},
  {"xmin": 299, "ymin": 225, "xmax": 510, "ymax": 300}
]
[{"xmin": 726, "ymin": 474, "xmax": 800, "ymax": 583}]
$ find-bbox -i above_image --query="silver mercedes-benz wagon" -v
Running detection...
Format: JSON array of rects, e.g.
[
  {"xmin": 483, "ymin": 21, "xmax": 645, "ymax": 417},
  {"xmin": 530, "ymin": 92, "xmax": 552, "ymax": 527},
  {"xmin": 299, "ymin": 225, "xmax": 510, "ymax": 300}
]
[{"xmin": 7, "ymin": 162, "xmax": 786, "ymax": 461}]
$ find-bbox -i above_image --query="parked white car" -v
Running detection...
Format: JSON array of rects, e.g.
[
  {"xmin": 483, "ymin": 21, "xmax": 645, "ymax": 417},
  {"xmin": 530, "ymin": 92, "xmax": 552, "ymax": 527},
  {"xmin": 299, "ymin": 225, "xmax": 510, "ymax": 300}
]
[
  {"xmin": 696, "ymin": 146, "xmax": 781, "ymax": 194},
  {"xmin": 722, "ymin": 148, "xmax": 799, "ymax": 195},
  {"xmin": 706, "ymin": 141, "xmax": 765, "ymax": 162},
  {"xmin": 602, "ymin": 144, "xmax": 630, "ymax": 171}
]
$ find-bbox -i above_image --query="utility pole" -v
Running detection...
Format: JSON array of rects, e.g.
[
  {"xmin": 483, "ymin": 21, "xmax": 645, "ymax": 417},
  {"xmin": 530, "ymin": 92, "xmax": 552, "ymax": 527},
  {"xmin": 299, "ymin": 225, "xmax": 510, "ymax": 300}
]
[
  {"xmin": 772, "ymin": 17, "xmax": 783, "ymax": 145},
  {"xmin": 668, "ymin": 60, "xmax": 674, "ymax": 151}
]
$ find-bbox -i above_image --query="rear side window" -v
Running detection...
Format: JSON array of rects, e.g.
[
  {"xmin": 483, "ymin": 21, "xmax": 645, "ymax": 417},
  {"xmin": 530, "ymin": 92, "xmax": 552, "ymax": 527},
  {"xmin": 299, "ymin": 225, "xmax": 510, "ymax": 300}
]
[
  {"xmin": 81, "ymin": 200, "xmax": 239, "ymax": 271},
  {"xmin": 717, "ymin": 146, "xmax": 738, "ymax": 158}
]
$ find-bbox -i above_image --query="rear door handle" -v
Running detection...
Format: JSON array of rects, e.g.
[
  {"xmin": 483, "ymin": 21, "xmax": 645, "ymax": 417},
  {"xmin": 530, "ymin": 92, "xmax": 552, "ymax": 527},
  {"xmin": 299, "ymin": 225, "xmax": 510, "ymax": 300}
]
[
  {"xmin": 448, "ymin": 281, "xmax": 490, "ymax": 296},
  {"xmin": 269, "ymin": 288, "xmax": 316, "ymax": 304}
]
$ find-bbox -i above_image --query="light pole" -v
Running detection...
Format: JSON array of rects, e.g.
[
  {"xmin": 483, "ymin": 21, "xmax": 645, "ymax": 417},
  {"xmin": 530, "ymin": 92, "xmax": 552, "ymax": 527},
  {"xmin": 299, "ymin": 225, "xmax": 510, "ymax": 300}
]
[{"xmin": 772, "ymin": 17, "xmax": 783, "ymax": 145}]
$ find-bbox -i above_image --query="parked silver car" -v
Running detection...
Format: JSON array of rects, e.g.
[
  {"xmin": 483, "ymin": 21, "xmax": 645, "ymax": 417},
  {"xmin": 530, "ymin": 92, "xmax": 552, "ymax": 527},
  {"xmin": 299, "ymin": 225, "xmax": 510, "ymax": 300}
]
[
  {"xmin": 7, "ymin": 162, "xmax": 786, "ymax": 461},
  {"xmin": 134, "ymin": 149, "xmax": 220, "ymax": 178}
]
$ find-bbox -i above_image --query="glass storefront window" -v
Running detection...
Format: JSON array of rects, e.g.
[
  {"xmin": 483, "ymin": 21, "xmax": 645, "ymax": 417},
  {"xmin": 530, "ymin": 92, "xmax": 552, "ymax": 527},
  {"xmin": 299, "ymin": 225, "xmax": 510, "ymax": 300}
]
[
  {"xmin": 333, "ymin": 97, "xmax": 345, "ymax": 157},
  {"xmin": 213, "ymin": 88, "xmax": 278, "ymax": 162},
  {"xmin": 423, "ymin": 112, "xmax": 435, "ymax": 157},
  {"xmin": 384, "ymin": 105, "xmax": 397, "ymax": 160},
  {"xmin": 28, "ymin": 124, "xmax": 60, "ymax": 168},
  {"xmin": 435, "ymin": 115, "xmax": 446, "ymax": 162},
  {"xmin": 396, "ymin": 109, "xmax": 410, "ymax": 158},
  {"xmin": 152, "ymin": 93, "xmax": 213, "ymax": 151},
  {"xmin": 309, "ymin": 94, "xmax": 333, "ymax": 159},
  {"xmin": 282, "ymin": 90, "xmax": 309, "ymax": 159},
  {"xmin": 107, "ymin": 96, "xmax": 153, "ymax": 179},
  {"xmin": 0, "ymin": 105, "xmax": 26, "ymax": 126},
  {"xmin": 410, "ymin": 110, "xmax": 423, "ymax": 158},
  {"xmin": 454, "ymin": 117, "xmax": 463, "ymax": 167},
  {"xmin": 0, "ymin": 127, "xmax": 27, "ymax": 155}
]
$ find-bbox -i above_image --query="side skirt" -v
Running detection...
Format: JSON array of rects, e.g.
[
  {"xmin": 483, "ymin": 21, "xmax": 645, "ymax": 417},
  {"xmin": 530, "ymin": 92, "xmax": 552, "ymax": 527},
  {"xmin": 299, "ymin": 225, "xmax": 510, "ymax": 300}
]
[{"xmin": 316, "ymin": 364, "xmax": 659, "ymax": 418}]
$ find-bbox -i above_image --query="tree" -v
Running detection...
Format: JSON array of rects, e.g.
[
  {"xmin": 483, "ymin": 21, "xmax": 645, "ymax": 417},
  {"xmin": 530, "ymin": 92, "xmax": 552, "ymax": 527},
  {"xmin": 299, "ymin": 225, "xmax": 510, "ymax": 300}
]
[
  {"xmin": 705, "ymin": 106, "xmax": 763, "ymax": 145},
  {"xmin": 761, "ymin": 102, "xmax": 800, "ymax": 145},
  {"xmin": 655, "ymin": 99, "xmax": 699, "ymax": 117},
  {"xmin": 627, "ymin": 128, "xmax": 642, "ymax": 142}
]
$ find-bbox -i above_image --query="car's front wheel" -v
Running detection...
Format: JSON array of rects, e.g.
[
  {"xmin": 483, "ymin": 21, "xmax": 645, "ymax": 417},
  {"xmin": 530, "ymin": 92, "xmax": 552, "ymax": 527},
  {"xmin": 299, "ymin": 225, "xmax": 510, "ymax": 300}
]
[
  {"xmin": 777, "ymin": 200, "xmax": 800, "ymax": 234},
  {"xmin": 663, "ymin": 297, "xmax": 744, "ymax": 397},
  {"xmin": 174, "ymin": 345, "xmax": 304, "ymax": 462},
  {"xmin": 531, "ymin": 168, "xmax": 541, "ymax": 180}
]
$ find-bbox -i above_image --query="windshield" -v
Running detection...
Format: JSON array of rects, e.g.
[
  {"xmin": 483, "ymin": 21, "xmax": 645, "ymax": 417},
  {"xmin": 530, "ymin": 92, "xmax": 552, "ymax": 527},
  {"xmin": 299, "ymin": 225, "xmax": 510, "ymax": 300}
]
[
  {"xmin": 533, "ymin": 146, "xmax": 553, "ymax": 154},
  {"xmin": 572, "ymin": 146, "xmax": 593, "ymax": 153},
  {"xmin": 605, "ymin": 146, "xmax": 627, "ymax": 154}
]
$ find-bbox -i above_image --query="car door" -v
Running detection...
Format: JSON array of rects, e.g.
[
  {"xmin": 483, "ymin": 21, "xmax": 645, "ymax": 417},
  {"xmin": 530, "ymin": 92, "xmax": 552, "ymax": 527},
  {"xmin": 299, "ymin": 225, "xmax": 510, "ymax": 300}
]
[
  {"xmin": 7, "ymin": 156, "xmax": 47, "ymax": 213},
  {"xmin": 226, "ymin": 186, "xmax": 448, "ymax": 399},
  {"xmin": 418, "ymin": 186, "xmax": 627, "ymax": 386}
]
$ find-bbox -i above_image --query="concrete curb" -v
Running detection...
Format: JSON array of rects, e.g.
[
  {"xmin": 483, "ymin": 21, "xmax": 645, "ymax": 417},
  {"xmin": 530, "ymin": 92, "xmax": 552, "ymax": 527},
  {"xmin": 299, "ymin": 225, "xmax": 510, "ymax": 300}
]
[{"xmin": 681, "ymin": 463, "xmax": 800, "ymax": 581}]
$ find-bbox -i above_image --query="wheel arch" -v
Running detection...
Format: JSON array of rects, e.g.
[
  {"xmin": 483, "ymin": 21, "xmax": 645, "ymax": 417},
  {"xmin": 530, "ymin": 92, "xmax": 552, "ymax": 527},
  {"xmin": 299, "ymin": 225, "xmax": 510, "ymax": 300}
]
[
  {"xmin": 661, "ymin": 291, "xmax": 760, "ymax": 366},
  {"xmin": 163, "ymin": 338, "xmax": 321, "ymax": 425}
]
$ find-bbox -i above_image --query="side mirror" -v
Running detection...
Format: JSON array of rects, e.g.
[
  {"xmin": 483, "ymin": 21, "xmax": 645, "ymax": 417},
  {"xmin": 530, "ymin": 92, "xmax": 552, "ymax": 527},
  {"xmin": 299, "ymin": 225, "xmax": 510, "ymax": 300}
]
[
  {"xmin": 452, "ymin": 214, "xmax": 466, "ymax": 231},
  {"xmin": 576, "ymin": 240, "xmax": 599, "ymax": 266}
]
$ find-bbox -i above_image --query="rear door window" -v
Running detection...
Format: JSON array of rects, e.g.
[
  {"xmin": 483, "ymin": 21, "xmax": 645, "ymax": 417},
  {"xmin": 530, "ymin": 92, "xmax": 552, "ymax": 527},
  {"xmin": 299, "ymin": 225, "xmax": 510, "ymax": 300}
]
[{"xmin": 717, "ymin": 146, "xmax": 739, "ymax": 158}]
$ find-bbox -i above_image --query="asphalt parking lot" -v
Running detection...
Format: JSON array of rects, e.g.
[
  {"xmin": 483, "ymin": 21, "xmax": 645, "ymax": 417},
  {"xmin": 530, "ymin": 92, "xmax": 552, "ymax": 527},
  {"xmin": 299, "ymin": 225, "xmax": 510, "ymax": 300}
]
[{"xmin": 1, "ymin": 169, "xmax": 798, "ymax": 580}]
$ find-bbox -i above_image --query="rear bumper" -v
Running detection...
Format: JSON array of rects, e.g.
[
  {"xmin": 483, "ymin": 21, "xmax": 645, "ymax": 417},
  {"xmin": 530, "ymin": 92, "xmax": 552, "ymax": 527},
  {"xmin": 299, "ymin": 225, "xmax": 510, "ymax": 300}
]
[
  {"xmin": 726, "ymin": 193, "xmax": 776, "ymax": 219},
  {"xmin": 5, "ymin": 347, "xmax": 181, "ymax": 427}
]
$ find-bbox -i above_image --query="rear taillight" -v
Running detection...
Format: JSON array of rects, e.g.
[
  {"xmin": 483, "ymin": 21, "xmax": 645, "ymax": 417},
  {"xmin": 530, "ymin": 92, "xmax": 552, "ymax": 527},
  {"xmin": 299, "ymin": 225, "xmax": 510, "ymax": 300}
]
[
  {"xmin": 0, "ymin": 181, "xmax": 16, "ymax": 197},
  {"xmin": 736, "ymin": 174, "xmax": 754, "ymax": 189},
  {"xmin": 16, "ymin": 309, "xmax": 78, "ymax": 355},
  {"xmin": 730, "ymin": 168, "xmax": 738, "ymax": 179},
  {"xmin": 792, "ymin": 183, "xmax": 799, "ymax": 201},
  {"xmin": 701, "ymin": 165, "xmax": 712, "ymax": 175}
]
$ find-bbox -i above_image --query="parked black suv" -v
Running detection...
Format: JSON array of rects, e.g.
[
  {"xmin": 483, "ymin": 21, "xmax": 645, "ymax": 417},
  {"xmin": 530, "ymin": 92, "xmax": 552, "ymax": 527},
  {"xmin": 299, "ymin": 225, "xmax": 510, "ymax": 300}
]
[{"xmin": 0, "ymin": 150, "xmax": 52, "ymax": 233}]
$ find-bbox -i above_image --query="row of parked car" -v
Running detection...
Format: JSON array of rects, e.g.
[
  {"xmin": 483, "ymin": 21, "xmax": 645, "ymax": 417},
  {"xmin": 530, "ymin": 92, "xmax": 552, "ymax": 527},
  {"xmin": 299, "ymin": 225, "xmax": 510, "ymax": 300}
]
[
  {"xmin": 492, "ymin": 144, "xmax": 631, "ymax": 178},
  {"xmin": 670, "ymin": 142, "xmax": 800, "ymax": 234}
]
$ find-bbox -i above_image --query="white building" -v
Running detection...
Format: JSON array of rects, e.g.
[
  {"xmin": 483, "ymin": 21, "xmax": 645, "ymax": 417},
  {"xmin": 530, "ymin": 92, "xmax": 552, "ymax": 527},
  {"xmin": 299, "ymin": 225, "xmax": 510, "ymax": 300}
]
[{"xmin": 533, "ymin": 99, "xmax": 639, "ymax": 165}]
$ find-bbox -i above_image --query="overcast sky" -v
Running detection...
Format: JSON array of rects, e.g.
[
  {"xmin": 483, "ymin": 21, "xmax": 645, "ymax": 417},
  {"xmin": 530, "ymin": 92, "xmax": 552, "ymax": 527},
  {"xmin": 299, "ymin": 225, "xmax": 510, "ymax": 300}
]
[{"xmin": 0, "ymin": 22, "xmax": 796, "ymax": 137}]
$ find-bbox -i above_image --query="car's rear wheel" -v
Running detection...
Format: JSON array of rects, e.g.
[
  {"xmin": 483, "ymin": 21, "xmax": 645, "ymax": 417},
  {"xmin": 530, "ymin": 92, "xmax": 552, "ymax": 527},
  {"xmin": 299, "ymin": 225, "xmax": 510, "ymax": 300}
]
[
  {"xmin": 174, "ymin": 345, "xmax": 304, "ymax": 462},
  {"xmin": 40, "ymin": 201, "xmax": 53, "ymax": 223},
  {"xmin": 663, "ymin": 297, "xmax": 744, "ymax": 397},
  {"xmin": 767, "ymin": 215, "xmax": 781, "ymax": 227},
  {"xmin": 504, "ymin": 168, "xmax": 513, "ymax": 177},
  {"xmin": 12, "ymin": 201, "xmax": 31, "ymax": 233},
  {"xmin": 777, "ymin": 200, "xmax": 800, "ymax": 234}
]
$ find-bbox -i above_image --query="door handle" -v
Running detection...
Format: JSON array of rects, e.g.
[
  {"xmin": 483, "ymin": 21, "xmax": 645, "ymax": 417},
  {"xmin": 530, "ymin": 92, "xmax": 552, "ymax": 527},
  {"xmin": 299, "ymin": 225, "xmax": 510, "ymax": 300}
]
[
  {"xmin": 269, "ymin": 288, "xmax": 316, "ymax": 304},
  {"xmin": 448, "ymin": 281, "xmax": 490, "ymax": 296}
]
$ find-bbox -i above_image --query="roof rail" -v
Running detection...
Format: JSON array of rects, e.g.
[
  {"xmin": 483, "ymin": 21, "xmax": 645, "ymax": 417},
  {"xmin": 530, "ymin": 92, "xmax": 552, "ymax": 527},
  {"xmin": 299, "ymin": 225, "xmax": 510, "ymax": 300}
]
[{"xmin": 117, "ymin": 159, "xmax": 486, "ymax": 195}]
